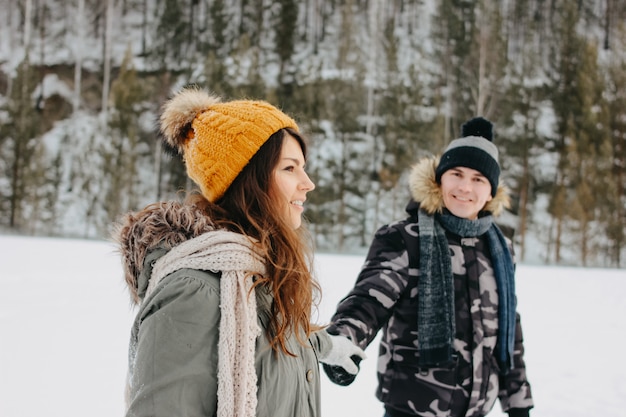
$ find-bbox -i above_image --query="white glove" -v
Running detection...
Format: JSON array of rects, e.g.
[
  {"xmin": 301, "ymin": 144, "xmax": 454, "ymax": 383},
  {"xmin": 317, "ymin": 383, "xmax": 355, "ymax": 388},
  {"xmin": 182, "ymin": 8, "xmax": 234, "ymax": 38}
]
[{"xmin": 319, "ymin": 333, "xmax": 367, "ymax": 375}]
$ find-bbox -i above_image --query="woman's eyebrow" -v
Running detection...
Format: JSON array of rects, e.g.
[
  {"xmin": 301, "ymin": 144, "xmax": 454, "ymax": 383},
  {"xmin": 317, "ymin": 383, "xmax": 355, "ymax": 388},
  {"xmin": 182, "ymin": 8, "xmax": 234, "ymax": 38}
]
[{"xmin": 281, "ymin": 156, "xmax": 303, "ymax": 165}]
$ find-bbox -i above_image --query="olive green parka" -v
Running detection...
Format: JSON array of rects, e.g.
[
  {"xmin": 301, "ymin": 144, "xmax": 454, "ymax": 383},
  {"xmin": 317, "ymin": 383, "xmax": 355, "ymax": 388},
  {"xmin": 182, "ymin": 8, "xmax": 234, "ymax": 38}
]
[{"xmin": 115, "ymin": 201, "xmax": 332, "ymax": 417}]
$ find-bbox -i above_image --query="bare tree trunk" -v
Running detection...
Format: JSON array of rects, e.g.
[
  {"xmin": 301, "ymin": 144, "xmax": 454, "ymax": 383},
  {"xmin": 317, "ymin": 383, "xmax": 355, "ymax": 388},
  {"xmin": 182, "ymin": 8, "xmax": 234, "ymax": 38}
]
[
  {"xmin": 518, "ymin": 120, "xmax": 531, "ymax": 261},
  {"xmin": 10, "ymin": 0, "xmax": 33, "ymax": 228},
  {"xmin": 23, "ymin": 0, "xmax": 33, "ymax": 56},
  {"xmin": 141, "ymin": 0, "xmax": 148, "ymax": 55},
  {"xmin": 239, "ymin": 0, "xmax": 247, "ymax": 36},
  {"xmin": 581, "ymin": 212, "xmax": 588, "ymax": 267},
  {"xmin": 610, "ymin": 73, "xmax": 625, "ymax": 266},
  {"xmin": 3, "ymin": 0, "xmax": 16, "ymax": 97},
  {"xmin": 554, "ymin": 191, "xmax": 563, "ymax": 264},
  {"xmin": 320, "ymin": 0, "xmax": 328, "ymax": 43},
  {"xmin": 546, "ymin": 174, "xmax": 565, "ymax": 264},
  {"xmin": 476, "ymin": 15, "xmax": 489, "ymax": 116},
  {"xmin": 9, "ymin": 129, "xmax": 23, "ymax": 228},
  {"xmin": 101, "ymin": 0, "xmax": 114, "ymax": 116},
  {"xmin": 366, "ymin": 0, "xmax": 380, "ymax": 239},
  {"xmin": 604, "ymin": 0, "xmax": 612, "ymax": 49},
  {"xmin": 36, "ymin": 0, "xmax": 46, "ymax": 107},
  {"xmin": 73, "ymin": 0, "xmax": 85, "ymax": 112},
  {"xmin": 365, "ymin": 0, "xmax": 378, "ymax": 137},
  {"xmin": 615, "ymin": 131, "xmax": 624, "ymax": 267},
  {"xmin": 188, "ymin": 0, "xmax": 195, "ymax": 54},
  {"xmin": 306, "ymin": 0, "xmax": 321, "ymax": 54}
]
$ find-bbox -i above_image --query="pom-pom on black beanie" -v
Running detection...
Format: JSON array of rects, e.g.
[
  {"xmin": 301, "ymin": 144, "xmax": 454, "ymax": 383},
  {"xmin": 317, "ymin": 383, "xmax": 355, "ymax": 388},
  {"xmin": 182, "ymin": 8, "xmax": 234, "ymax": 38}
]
[{"xmin": 435, "ymin": 117, "xmax": 500, "ymax": 197}]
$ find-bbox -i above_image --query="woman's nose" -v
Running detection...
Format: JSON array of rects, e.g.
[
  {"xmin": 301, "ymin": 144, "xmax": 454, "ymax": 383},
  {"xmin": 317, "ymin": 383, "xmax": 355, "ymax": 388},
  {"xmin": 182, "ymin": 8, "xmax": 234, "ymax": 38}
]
[{"xmin": 301, "ymin": 172, "xmax": 315, "ymax": 191}]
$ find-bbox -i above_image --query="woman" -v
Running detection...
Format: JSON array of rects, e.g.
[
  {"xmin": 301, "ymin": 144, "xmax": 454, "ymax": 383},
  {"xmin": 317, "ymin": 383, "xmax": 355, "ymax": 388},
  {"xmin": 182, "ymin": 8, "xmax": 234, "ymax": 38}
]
[
  {"xmin": 324, "ymin": 117, "xmax": 534, "ymax": 417},
  {"xmin": 114, "ymin": 88, "xmax": 364, "ymax": 417}
]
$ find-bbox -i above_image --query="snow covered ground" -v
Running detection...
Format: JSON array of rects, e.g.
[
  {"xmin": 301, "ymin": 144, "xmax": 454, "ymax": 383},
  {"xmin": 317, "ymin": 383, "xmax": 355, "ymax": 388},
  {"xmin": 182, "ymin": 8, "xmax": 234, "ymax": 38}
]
[{"xmin": 1, "ymin": 235, "xmax": 625, "ymax": 417}]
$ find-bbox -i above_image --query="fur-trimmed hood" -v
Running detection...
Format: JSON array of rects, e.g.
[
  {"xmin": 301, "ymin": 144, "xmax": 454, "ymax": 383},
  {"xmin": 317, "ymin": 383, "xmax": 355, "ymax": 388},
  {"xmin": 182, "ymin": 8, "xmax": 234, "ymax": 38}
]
[
  {"xmin": 112, "ymin": 201, "xmax": 215, "ymax": 304},
  {"xmin": 408, "ymin": 156, "xmax": 510, "ymax": 216}
]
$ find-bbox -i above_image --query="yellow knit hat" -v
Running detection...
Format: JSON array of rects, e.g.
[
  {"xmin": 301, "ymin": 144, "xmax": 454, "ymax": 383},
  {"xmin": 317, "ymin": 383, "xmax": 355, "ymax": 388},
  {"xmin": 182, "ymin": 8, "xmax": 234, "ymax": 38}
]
[{"xmin": 160, "ymin": 88, "xmax": 299, "ymax": 202}]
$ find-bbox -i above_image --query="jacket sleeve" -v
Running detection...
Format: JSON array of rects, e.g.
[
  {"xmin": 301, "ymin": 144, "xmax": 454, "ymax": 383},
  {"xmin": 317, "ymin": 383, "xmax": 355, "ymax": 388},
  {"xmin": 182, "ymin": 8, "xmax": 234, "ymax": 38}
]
[
  {"xmin": 126, "ymin": 270, "xmax": 221, "ymax": 417},
  {"xmin": 498, "ymin": 307, "xmax": 534, "ymax": 411},
  {"xmin": 327, "ymin": 223, "xmax": 412, "ymax": 349},
  {"xmin": 309, "ymin": 328, "xmax": 333, "ymax": 358},
  {"xmin": 498, "ymin": 238, "xmax": 534, "ymax": 412}
]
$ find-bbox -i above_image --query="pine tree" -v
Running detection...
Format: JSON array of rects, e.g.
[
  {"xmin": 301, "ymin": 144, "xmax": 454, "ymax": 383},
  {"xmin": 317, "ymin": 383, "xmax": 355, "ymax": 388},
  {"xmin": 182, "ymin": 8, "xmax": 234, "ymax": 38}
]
[
  {"xmin": 238, "ymin": 0, "xmax": 266, "ymax": 49},
  {"xmin": 0, "ymin": 59, "xmax": 42, "ymax": 231},
  {"xmin": 374, "ymin": 16, "xmax": 430, "ymax": 228},
  {"xmin": 603, "ymin": 23, "xmax": 626, "ymax": 266},
  {"xmin": 104, "ymin": 47, "xmax": 150, "ymax": 225},
  {"xmin": 545, "ymin": 2, "xmax": 585, "ymax": 264},
  {"xmin": 497, "ymin": 0, "xmax": 550, "ymax": 262},
  {"xmin": 274, "ymin": 0, "xmax": 298, "ymax": 105},
  {"xmin": 300, "ymin": 0, "xmax": 370, "ymax": 250},
  {"xmin": 430, "ymin": 0, "xmax": 509, "ymax": 126},
  {"xmin": 544, "ymin": 2, "xmax": 614, "ymax": 265},
  {"xmin": 151, "ymin": 0, "xmax": 192, "ymax": 69},
  {"xmin": 208, "ymin": 0, "xmax": 228, "ymax": 55}
]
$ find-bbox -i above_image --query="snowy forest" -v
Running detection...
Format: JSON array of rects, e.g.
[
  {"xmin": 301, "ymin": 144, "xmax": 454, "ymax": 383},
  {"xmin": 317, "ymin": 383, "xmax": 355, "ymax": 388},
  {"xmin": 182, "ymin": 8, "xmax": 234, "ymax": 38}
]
[{"xmin": 0, "ymin": 0, "xmax": 625, "ymax": 267}]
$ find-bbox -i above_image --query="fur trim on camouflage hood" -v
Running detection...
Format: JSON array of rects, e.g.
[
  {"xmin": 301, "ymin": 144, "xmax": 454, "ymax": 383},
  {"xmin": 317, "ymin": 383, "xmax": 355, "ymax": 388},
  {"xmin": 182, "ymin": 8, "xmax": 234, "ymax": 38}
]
[
  {"xmin": 112, "ymin": 201, "xmax": 216, "ymax": 304},
  {"xmin": 408, "ymin": 156, "xmax": 510, "ymax": 216}
]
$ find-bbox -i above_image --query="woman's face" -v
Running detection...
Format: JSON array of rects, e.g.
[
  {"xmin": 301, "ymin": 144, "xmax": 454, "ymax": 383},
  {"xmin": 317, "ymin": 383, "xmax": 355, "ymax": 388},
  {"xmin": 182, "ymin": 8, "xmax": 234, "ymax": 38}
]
[
  {"xmin": 271, "ymin": 134, "xmax": 315, "ymax": 229},
  {"xmin": 440, "ymin": 166, "xmax": 493, "ymax": 220}
]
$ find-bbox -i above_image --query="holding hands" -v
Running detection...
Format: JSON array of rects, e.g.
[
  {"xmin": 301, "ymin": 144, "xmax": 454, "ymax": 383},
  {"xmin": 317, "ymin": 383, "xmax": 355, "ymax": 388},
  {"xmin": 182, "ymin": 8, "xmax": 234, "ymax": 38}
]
[{"xmin": 319, "ymin": 332, "xmax": 366, "ymax": 386}]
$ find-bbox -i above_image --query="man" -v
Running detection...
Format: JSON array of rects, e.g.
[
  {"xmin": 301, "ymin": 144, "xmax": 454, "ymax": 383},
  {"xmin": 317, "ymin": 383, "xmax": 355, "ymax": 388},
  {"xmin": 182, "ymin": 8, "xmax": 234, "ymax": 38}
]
[{"xmin": 324, "ymin": 117, "xmax": 534, "ymax": 417}]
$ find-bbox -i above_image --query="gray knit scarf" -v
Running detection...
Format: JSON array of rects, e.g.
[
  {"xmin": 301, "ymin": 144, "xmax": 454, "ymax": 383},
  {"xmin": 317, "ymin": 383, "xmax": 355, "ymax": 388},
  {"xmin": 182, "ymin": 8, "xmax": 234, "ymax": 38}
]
[{"xmin": 417, "ymin": 209, "xmax": 516, "ymax": 374}]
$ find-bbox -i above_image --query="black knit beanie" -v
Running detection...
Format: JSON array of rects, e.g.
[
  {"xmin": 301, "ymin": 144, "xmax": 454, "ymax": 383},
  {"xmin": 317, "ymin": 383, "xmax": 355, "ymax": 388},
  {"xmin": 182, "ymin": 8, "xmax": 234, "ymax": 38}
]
[{"xmin": 435, "ymin": 117, "xmax": 500, "ymax": 197}]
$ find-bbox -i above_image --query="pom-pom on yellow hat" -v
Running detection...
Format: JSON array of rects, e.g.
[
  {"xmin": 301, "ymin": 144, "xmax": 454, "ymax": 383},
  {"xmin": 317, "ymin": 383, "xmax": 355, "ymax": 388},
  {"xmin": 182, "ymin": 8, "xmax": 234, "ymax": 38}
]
[{"xmin": 160, "ymin": 87, "xmax": 299, "ymax": 202}]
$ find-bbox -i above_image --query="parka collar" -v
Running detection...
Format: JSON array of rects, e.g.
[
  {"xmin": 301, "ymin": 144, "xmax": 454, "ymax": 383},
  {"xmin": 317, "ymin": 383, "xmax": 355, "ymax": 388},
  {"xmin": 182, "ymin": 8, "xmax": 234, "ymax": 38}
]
[{"xmin": 112, "ymin": 201, "xmax": 215, "ymax": 304}]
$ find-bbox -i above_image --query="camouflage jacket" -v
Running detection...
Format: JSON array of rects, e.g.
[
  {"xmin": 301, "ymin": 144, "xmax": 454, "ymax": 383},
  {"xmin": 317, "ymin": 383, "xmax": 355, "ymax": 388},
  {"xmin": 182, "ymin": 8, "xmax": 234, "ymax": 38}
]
[{"xmin": 327, "ymin": 158, "xmax": 533, "ymax": 417}]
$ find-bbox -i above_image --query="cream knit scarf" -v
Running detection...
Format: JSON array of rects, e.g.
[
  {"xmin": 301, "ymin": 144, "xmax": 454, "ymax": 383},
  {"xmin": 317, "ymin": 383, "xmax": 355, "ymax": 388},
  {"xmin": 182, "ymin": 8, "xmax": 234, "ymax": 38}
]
[{"xmin": 147, "ymin": 230, "xmax": 266, "ymax": 417}]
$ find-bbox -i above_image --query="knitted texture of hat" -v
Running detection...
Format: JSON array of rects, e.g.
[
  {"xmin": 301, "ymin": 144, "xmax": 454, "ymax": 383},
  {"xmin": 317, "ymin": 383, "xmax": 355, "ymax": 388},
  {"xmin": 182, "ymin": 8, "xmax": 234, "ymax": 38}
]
[
  {"xmin": 160, "ymin": 88, "xmax": 299, "ymax": 202},
  {"xmin": 435, "ymin": 117, "xmax": 500, "ymax": 196}
]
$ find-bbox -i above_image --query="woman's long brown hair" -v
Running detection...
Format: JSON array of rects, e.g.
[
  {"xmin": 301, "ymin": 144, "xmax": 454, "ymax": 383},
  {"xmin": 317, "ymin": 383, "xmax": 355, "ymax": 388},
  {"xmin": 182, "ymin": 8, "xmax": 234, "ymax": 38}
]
[{"xmin": 186, "ymin": 127, "xmax": 322, "ymax": 356}]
